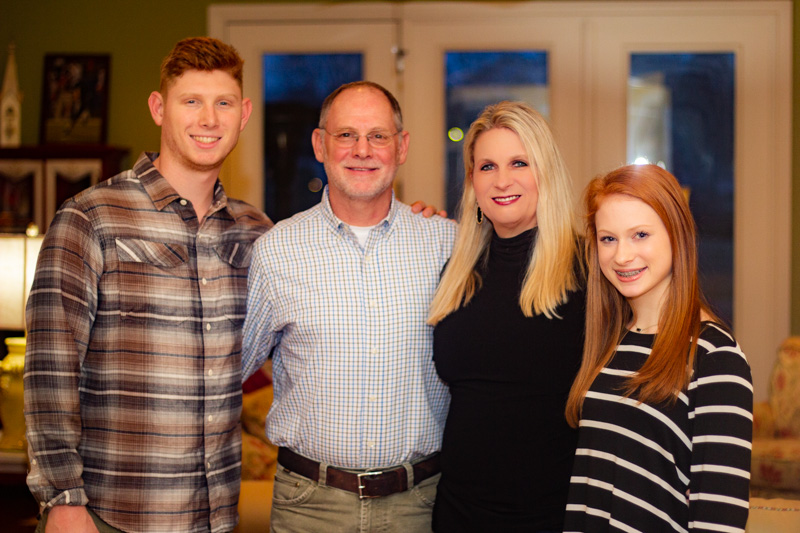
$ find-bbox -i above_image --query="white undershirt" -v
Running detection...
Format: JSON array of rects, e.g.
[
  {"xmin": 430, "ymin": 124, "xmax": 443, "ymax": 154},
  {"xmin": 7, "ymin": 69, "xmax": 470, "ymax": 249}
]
[{"xmin": 349, "ymin": 224, "xmax": 377, "ymax": 247}]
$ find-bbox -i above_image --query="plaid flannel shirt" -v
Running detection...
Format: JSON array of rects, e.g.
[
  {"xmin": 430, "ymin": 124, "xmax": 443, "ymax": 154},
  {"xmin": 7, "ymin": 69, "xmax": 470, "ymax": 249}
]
[{"xmin": 24, "ymin": 152, "xmax": 272, "ymax": 533}]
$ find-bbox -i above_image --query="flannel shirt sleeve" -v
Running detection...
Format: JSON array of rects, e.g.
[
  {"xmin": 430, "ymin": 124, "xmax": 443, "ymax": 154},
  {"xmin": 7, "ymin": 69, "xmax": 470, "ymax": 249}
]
[{"xmin": 23, "ymin": 200, "xmax": 102, "ymax": 510}]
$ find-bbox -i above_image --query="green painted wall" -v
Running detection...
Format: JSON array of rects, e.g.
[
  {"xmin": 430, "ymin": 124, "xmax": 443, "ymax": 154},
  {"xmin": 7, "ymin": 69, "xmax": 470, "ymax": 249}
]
[
  {"xmin": 2, "ymin": 0, "xmax": 798, "ymax": 333},
  {"xmin": 0, "ymin": 0, "xmax": 263, "ymax": 159}
]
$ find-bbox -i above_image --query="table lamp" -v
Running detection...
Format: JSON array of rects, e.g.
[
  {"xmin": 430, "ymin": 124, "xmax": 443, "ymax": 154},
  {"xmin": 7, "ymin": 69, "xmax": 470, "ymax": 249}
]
[{"xmin": 0, "ymin": 224, "xmax": 44, "ymax": 451}]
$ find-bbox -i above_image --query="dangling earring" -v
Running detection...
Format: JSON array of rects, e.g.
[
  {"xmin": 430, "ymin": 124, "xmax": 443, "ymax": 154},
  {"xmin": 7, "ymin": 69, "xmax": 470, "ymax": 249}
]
[{"xmin": 476, "ymin": 204, "xmax": 483, "ymax": 224}]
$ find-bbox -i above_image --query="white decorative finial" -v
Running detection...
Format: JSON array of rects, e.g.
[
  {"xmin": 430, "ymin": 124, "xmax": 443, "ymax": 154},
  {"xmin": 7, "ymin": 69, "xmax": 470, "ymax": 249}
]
[{"xmin": 1, "ymin": 41, "xmax": 23, "ymax": 147}]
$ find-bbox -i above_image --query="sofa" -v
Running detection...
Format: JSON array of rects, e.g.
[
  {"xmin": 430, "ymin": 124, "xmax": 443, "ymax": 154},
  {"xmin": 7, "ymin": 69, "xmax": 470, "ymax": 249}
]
[
  {"xmin": 744, "ymin": 336, "xmax": 800, "ymax": 531},
  {"xmin": 751, "ymin": 337, "xmax": 800, "ymax": 500}
]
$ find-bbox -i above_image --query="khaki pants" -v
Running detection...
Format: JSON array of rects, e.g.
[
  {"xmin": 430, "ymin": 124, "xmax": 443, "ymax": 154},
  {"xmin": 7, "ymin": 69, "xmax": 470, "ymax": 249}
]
[{"xmin": 270, "ymin": 464, "xmax": 439, "ymax": 533}]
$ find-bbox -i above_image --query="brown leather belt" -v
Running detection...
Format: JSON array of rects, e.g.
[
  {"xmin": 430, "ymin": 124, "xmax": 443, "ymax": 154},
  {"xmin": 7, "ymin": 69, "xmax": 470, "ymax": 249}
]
[{"xmin": 277, "ymin": 447, "xmax": 440, "ymax": 499}]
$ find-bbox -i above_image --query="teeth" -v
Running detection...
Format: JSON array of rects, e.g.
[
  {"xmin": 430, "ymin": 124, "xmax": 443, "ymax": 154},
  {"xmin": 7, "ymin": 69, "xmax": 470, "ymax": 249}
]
[
  {"xmin": 193, "ymin": 136, "xmax": 219, "ymax": 143},
  {"xmin": 617, "ymin": 269, "xmax": 643, "ymax": 278},
  {"xmin": 495, "ymin": 195, "xmax": 520, "ymax": 202}
]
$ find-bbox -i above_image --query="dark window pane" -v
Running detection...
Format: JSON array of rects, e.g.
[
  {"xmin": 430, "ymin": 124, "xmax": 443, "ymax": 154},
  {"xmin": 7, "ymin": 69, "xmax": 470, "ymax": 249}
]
[
  {"xmin": 262, "ymin": 54, "xmax": 362, "ymax": 221},
  {"xmin": 445, "ymin": 51, "xmax": 548, "ymax": 214},
  {"xmin": 629, "ymin": 53, "xmax": 735, "ymax": 323}
]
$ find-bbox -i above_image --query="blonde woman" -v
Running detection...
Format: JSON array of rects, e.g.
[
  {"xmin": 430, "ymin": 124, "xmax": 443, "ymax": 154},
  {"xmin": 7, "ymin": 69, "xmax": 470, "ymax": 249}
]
[
  {"xmin": 564, "ymin": 164, "xmax": 752, "ymax": 532},
  {"xmin": 428, "ymin": 101, "xmax": 585, "ymax": 532}
]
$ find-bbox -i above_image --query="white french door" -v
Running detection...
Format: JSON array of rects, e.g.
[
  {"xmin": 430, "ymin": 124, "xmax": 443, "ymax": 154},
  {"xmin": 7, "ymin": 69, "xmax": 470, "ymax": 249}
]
[
  {"xmin": 585, "ymin": 4, "xmax": 791, "ymax": 403},
  {"xmin": 210, "ymin": 1, "xmax": 791, "ymax": 401}
]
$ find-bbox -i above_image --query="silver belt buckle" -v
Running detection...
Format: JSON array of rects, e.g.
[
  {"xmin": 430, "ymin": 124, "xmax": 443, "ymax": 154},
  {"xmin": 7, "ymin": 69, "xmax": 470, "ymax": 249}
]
[{"xmin": 357, "ymin": 471, "xmax": 383, "ymax": 499}]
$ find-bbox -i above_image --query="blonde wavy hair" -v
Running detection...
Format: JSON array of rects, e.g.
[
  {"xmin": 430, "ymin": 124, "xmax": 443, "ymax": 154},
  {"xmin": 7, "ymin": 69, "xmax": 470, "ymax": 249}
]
[{"xmin": 428, "ymin": 101, "xmax": 579, "ymax": 324}]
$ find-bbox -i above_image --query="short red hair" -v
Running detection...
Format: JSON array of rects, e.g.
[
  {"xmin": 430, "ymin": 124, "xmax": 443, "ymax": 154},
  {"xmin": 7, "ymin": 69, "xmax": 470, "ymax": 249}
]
[{"xmin": 159, "ymin": 37, "xmax": 244, "ymax": 93}]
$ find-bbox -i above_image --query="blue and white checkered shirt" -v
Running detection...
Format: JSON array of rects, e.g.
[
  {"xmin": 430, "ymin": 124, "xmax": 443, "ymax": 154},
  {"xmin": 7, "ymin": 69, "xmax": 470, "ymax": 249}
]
[{"xmin": 243, "ymin": 188, "xmax": 455, "ymax": 468}]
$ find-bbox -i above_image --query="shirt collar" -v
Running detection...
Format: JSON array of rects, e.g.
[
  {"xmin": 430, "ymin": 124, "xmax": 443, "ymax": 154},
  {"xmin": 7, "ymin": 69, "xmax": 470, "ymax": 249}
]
[
  {"xmin": 319, "ymin": 185, "xmax": 399, "ymax": 233},
  {"xmin": 134, "ymin": 152, "xmax": 230, "ymax": 215}
]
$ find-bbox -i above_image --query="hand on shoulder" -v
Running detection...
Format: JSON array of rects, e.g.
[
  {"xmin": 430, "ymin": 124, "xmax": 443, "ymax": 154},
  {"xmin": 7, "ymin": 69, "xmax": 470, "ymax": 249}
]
[{"xmin": 410, "ymin": 200, "xmax": 447, "ymax": 218}]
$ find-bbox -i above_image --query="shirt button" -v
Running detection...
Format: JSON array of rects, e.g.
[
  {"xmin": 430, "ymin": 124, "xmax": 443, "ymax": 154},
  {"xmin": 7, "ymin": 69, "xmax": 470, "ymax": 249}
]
[
  {"xmin": 367, "ymin": 441, "xmax": 376, "ymax": 449},
  {"xmin": 180, "ymin": 199, "xmax": 188, "ymax": 206},
  {"xmin": 202, "ymin": 278, "xmax": 208, "ymax": 285},
  {"xmin": 371, "ymin": 348, "xmax": 378, "ymax": 355},
  {"xmin": 208, "ymin": 369, "xmax": 214, "ymax": 376},
  {"xmin": 207, "ymin": 462, "xmax": 212, "ymax": 469},
  {"xmin": 31, "ymin": 459, "xmax": 37, "ymax": 465},
  {"xmin": 369, "ymin": 300, "xmax": 377, "ymax": 308},
  {"xmin": 368, "ymin": 395, "xmax": 377, "ymax": 402},
  {"xmin": 206, "ymin": 323, "xmax": 211, "ymax": 331},
  {"xmin": 208, "ymin": 415, "xmax": 213, "ymax": 422}
]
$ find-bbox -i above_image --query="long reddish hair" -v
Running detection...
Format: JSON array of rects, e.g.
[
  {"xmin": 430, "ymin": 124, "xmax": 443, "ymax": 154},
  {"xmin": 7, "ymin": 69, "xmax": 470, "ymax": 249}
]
[{"xmin": 565, "ymin": 164, "xmax": 720, "ymax": 426}]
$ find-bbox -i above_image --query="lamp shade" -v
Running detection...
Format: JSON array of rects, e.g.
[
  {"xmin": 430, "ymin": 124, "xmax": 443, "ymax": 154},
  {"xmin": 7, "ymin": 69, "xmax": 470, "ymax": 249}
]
[{"xmin": 0, "ymin": 232, "xmax": 43, "ymax": 330}]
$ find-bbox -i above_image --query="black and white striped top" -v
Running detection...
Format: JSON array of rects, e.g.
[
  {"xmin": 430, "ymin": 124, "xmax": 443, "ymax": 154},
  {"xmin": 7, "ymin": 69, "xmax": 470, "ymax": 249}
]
[{"xmin": 564, "ymin": 322, "xmax": 753, "ymax": 533}]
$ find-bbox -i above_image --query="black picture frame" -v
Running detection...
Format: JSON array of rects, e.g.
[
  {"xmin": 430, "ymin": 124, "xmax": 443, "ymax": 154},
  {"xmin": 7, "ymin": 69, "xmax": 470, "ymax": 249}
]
[
  {"xmin": 0, "ymin": 160, "xmax": 42, "ymax": 233},
  {"xmin": 40, "ymin": 54, "xmax": 110, "ymax": 144}
]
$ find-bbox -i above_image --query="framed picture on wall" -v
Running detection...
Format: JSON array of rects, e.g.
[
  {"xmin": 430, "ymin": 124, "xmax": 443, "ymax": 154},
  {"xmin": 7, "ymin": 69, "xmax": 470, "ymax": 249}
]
[
  {"xmin": 0, "ymin": 159, "xmax": 43, "ymax": 233},
  {"xmin": 39, "ymin": 54, "xmax": 110, "ymax": 144},
  {"xmin": 44, "ymin": 159, "xmax": 101, "ymax": 229}
]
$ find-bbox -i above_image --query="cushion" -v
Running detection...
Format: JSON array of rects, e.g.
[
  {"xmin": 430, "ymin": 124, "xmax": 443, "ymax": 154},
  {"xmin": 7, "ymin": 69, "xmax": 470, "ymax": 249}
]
[
  {"xmin": 241, "ymin": 431, "xmax": 278, "ymax": 481},
  {"xmin": 770, "ymin": 337, "xmax": 800, "ymax": 437},
  {"xmin": 243, "ymin": 368, "xmax": 272, "ymax": 394},
  {"xmin": 241, "ymin": 385, "xmax": 278, "ymax": 481},
  {"xmin": 242, "ymin": 386, "xmax": 273, "ymax": 443},
  {"xmin": 241, "ymin": 360, "xmax": 278, "ymax": 482},
  {"xmin": 751, "ymin": 438, "xmax": 800, "ymax": 492},
  {"xmin": 752, "ymin": 401, "xmax": 775, "ymax": 439},
  {"xmin": 243, "ymin": 359, "xmax": 274, "ymax": 394}
]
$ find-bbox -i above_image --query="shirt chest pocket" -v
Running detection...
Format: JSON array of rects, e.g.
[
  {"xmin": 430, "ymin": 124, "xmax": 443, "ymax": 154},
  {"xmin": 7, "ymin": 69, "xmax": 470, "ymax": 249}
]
[
  {"xmin": 114, "ymin": 238, "xmax": 192, "ymax": 325},
  {"xmin": 212, "ymin": 241, "xmax": 253, "ymax": 329},
  {"xmin": 214, "ymin": 241, "xmax": 253, "ymax": 270}
]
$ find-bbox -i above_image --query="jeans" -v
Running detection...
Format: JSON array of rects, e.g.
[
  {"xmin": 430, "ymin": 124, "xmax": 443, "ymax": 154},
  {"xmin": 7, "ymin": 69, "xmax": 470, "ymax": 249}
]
[{"xmin": 270, "ymin": 464, "xmax": 439, "ymax": 533}]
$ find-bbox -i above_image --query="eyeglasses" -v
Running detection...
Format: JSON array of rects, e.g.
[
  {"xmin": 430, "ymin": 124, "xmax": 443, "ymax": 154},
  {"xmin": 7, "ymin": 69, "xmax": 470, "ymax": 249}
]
[{"xmin": 322, "ymin": 129, "xmax": 401, "ymax": 148}]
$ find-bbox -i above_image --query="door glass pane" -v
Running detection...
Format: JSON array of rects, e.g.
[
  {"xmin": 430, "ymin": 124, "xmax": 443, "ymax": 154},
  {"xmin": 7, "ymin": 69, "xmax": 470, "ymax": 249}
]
[
  {"xmin": 628, "ymin": 53, "xmax": 735, "ymax": 323},
  {"xmin": 445, "ymin": 51, "xmax": 548, "ymax": 213},
  {"xmin": 262, "ymin": 54, "xmax": 361, "ymax": 222}
]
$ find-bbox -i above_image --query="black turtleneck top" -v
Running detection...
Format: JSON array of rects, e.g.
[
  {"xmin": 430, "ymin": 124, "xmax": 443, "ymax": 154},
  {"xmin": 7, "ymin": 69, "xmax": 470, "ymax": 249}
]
[{"xmin": 432, "ymin": 228, "xmax": 586, "ymax": 532}]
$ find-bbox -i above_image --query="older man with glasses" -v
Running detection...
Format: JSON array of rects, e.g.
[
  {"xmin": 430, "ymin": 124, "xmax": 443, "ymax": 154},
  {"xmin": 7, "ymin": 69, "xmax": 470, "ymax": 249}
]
[{"xmin": 242, "ymin": 81, "xmax": 456, "ymax": 532}]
